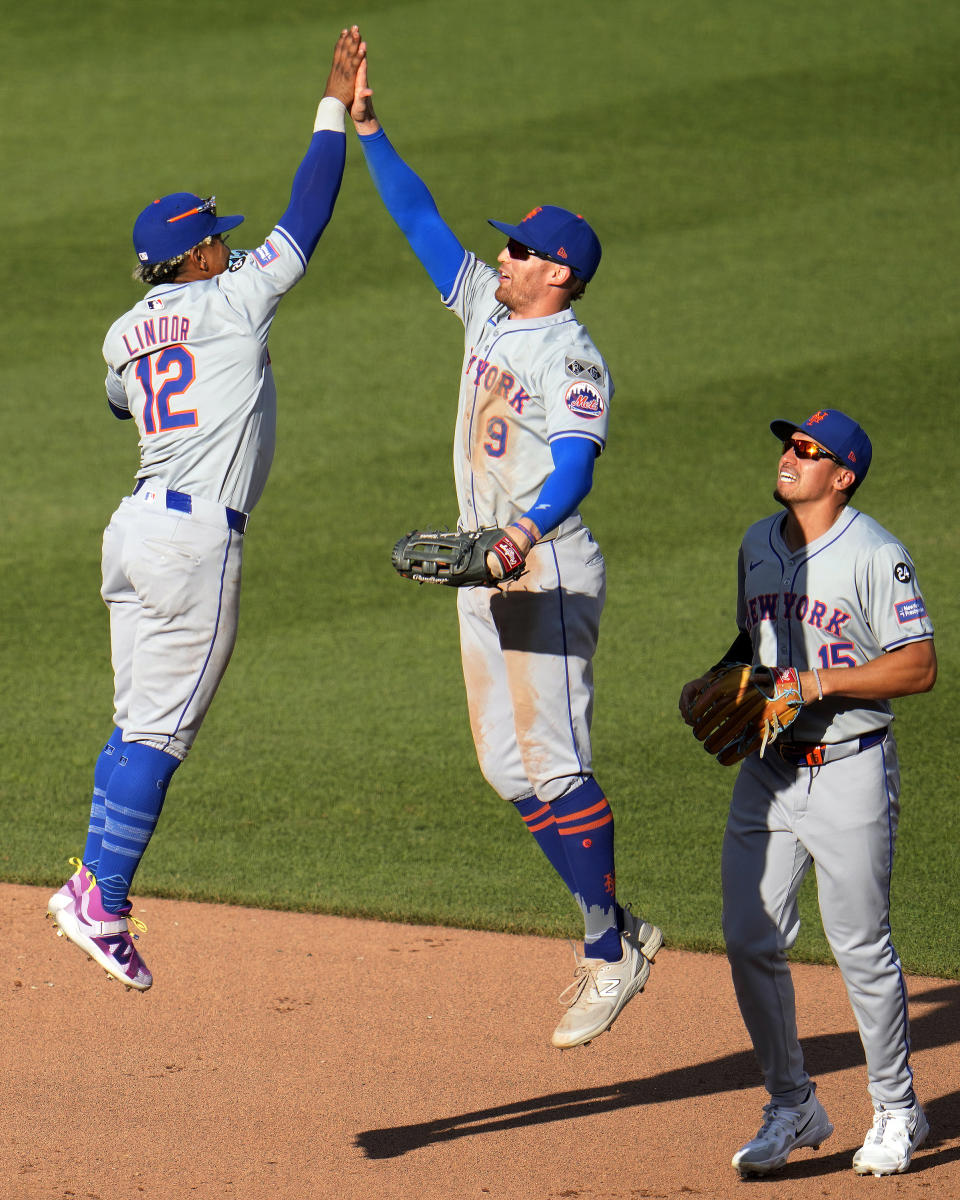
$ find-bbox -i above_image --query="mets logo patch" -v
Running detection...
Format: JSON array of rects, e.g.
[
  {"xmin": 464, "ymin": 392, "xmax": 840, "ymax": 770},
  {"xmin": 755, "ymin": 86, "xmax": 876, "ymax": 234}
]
[
  {"xmin": 564, "ymin": 381, "xmax": 605, "ymax": 419},
  {"xmin": 895, "ymin": 597, "xmax": 926, "ymax": 623},
  {"xmin": 253, "ymin": 240, "xmax": 279, "ymax": 268}
]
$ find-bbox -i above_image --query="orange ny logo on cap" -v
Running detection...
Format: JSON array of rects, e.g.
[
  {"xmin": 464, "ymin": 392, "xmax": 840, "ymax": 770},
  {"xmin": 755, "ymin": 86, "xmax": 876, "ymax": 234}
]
[{"xmin": 808, "ymin": 410, "xmax": 829, "ymax": 424}]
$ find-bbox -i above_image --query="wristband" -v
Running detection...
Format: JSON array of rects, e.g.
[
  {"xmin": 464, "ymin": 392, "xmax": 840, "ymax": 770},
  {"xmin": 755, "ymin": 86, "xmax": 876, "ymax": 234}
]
[
  {"xmin": 314, "ymin": 96, "xmax": 347, "ymax": 133},
  {"xmin": 507, "ymin": 523, "xmax": 536, "ymax": 552},
  {"xmin": 812, "ymin": 668, "xmax": 824, "ymax": 701}
]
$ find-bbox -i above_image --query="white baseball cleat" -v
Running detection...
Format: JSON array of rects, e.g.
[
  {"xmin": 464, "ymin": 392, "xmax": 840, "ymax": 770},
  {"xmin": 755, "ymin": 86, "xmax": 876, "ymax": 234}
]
[
  {"xmin": 551, "ymin": 912, "xmax": 662, "ymax": 1050},
  {"xmin": 852, "ymin": 1103, "xmax": 929, "ymax": 1176},
  {"xmin": 619, "ymin": 905, "xmax": 664, "ymax": 962},
  {"xmin": 732, "ymin": 1092, "xmax": 834, "ymax": 1176}
]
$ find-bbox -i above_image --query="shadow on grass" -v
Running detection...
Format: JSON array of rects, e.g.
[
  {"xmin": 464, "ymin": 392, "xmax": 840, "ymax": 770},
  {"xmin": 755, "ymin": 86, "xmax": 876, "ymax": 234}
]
[{"xmin": 355, "ymin": 981, "xmax": 960, "ymax": 1162}]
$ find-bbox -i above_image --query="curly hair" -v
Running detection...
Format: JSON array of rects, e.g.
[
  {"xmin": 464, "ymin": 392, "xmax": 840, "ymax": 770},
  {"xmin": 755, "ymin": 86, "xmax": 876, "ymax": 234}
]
[{"xmin": 133, "ymin": 235, "xmax": 216, "ymax": 286}]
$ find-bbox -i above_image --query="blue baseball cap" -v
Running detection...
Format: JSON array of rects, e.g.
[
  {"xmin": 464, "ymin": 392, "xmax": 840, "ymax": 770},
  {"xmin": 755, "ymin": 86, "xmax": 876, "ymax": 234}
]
[
  {"xmin": 133, "ymin": 193, "xmax": 244, "ymax": 264},
  {"xmin": 488, "ymin": 205, "xmax": 602, "ymax": 282},
  {"xmin": 770, "ymin": 409, "xmax": 873, "ymax": 483}
]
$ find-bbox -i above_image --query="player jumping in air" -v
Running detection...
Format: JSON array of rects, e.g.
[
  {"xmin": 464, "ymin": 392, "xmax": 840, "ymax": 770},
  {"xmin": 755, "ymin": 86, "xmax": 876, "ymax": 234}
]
[
  {"xmin": 680, "ymin": 409, "xmax": 936, "ymax": 1177},
  {"xmin": 47, "ymin": 29, "xmax": 366, "ymax": 990},
  {"xmin": 349, "ymin": 40, "xmax": 662, "ymax": 1049}
]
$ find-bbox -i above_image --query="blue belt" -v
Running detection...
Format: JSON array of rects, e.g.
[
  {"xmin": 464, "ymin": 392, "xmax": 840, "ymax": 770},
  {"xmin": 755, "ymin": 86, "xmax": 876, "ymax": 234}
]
[
  {"xmin": 778, "ymin": 728, "xmax": 887, "ymax": 767},
  {"xmin": 133, "ymin": 479, "xmax": 247, "ymax": 534}
]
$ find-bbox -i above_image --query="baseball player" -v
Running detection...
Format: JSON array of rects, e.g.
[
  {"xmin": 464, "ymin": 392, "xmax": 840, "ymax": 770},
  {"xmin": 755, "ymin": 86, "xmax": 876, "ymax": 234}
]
[
  {"xmin": 46, "ymin": 29, "xmax": 366, "ymax": 991},
  {"xmin": 348, "ymin": 46, "xmax": 662, "ymax": 1049},
  {"xmin": 680, "ymin": 409, "xmax": 937, "ymax": 1177}
]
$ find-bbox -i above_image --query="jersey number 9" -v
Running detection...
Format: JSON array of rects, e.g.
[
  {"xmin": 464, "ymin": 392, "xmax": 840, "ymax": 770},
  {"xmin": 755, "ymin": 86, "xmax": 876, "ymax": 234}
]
[{"xmin": 483, "ymin": 416, "xmax": 508, "ymax": 458}]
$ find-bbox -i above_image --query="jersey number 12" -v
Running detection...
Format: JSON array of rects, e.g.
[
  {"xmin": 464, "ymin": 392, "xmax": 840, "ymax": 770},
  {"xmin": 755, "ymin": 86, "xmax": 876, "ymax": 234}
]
[{"xmin": 135, "ymin": 346, "xmax": 199, "ymax": 434}]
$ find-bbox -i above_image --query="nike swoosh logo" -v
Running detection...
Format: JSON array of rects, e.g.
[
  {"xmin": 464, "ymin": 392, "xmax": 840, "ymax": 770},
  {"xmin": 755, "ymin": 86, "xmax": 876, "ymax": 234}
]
[{"xmin": 749, "ymin": 560, "xmax": 764, "ymax": 571}]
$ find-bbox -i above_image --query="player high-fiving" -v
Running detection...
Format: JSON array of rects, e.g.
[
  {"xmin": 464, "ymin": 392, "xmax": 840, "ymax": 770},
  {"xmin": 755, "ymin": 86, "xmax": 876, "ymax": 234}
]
[
  {"xmin": 350, "ymin": 40, "xmax": 663, "ymax": 1050},
  {"xmin": 47, "ymin": 29, "xmax": 365, "ymax": 991}
]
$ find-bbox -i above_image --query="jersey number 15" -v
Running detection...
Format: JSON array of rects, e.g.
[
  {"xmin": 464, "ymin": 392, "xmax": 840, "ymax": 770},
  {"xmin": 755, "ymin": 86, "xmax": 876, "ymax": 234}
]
[{"xmin": 817, "ymin": 641, "xmax": 857, "ymax": 669}]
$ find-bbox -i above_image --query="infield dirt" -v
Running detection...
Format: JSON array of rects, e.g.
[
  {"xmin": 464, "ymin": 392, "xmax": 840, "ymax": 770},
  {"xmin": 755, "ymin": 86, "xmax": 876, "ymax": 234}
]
[{"xmin": 4, "ymin": 883, "xmax": 958, "ymax": 1199}]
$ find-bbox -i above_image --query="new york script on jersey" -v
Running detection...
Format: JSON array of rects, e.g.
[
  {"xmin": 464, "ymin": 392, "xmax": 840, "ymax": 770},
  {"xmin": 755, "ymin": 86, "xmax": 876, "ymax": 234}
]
[
  {"xmin": 465, "ymin": 351, "xmax": 532, "ymax": 414},
  {"xmin": 744, "ymin": 591, "xmax": 853, "ymax": 637}
]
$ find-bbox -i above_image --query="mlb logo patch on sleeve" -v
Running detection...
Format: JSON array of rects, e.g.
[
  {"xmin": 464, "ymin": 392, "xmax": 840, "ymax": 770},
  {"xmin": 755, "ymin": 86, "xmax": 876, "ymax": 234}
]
[
  {"xmin": 253, "ymin": 240, "xmax": 279, "ymax": 268},
  {"xmin": 895, "ymin": 597, "xmax": 927, "ymax": 623}
]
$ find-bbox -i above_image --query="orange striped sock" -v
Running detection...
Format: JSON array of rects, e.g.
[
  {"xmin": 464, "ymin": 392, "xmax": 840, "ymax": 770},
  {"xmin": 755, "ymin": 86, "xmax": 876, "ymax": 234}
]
[
  {"xmin": 513, "ymin": 793, "xmax": 576, "ymax": 891},
  {"xmin": 554, "ymin": 778, "xmax": 620, "ymax": 962}
]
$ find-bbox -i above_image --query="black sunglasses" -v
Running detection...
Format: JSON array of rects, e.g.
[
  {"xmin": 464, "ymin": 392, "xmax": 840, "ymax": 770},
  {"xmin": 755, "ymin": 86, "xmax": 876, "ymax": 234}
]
[
  {"xmin": 506, "ymin": 237, "xmax": 561, "ymax": 265},
  {"xmin": 783, "ymin": 436, "xmax": 842, "ymax": 465}
]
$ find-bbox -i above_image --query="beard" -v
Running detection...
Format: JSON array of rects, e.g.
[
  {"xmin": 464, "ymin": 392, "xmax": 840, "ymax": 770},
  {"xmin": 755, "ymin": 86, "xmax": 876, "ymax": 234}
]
[
  {"xmin": 495, "ymin": 276, "xmax": 533, "ymax": 314},
  {"xmin": 494, "ymin": 280, "xmax": 515, "ymax": 310}
]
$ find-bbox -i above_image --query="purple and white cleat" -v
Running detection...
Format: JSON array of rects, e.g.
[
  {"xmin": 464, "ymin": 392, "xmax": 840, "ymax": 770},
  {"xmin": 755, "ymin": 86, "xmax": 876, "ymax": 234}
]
[
  {"xmin": 54, "ymin": 880, "xmax": 152, "ymax": 992},
  {"xmin": 46, "ymin": 858, "xmax": 96, "ymax": 920}
]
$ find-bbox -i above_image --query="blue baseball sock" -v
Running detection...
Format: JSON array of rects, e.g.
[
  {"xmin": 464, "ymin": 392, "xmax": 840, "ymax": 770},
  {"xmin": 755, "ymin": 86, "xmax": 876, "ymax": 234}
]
[
  {"xmin": 552, "ymin": 778, "xmax": 621, "ymax": 962},
  {"xmin": 82, "ymin": 726, "xmax": 125, "ymax": 874},
  {"xmin": 96, "ymin": 741, "xmax": 180, "ymax": 913},
  {"xmin": 513, "ymin": 793, "xmax": 577, "ymax": 892}
]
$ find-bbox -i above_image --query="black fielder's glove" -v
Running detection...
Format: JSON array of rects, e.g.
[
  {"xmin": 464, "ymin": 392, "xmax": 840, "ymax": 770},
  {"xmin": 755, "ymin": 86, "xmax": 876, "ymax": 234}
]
[{"xmin": 391, "ymin": 527, "xmax": 526, "ymax": 587}]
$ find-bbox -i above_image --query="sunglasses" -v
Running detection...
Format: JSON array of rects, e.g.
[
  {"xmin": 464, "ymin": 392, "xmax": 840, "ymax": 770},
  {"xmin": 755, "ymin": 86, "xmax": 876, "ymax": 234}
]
[
  {"xmin": 167, "ymin": 195, "xmax": 218, "ymax": 224},
  {"xmin": 783, "ymin": 436, "xmax": 842, "ymax": 465},
  {"xmin": 506, "ymin": 238, "xmax": 559, "ymax": 264}
]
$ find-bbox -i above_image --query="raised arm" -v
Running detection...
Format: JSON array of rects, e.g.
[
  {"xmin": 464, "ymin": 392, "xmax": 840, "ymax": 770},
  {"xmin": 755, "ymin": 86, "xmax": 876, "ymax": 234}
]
[
  {"xmin": 276, "ymin": 27, "xmax": 366, "ymax": 261},
  {"xmin": 349, "ymin": 52, "xmax": 466, "ymax": 295}
]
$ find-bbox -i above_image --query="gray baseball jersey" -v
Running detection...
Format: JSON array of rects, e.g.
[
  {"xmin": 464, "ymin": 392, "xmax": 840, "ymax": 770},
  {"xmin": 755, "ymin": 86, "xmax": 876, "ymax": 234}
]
[
  {"xmin": 443, "ymin": 252, "xmax": 613, "ymax": 532},
  {"xmin": 100, "ymin": 230, "xmax": 310, "ymax": 758},
  {"xmin": 102, "ymin": 232, "xmax": 307, "ymax": 515},
  {"xmin": 737, "ymin": 506, "xmax": 934, "ymax": 741},
  {"xmin": 442, "ymin": 252, "xmax": 612, "ymax": 804},
  {"xmin": 724, "ymin": 503, "xmax": 934, "ymax": 1110}
]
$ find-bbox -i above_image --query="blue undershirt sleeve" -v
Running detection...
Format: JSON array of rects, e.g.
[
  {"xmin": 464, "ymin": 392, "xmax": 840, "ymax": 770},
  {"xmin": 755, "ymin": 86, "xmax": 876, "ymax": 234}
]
[
  {"xmin": 276, "ymin": 129, "xmax": 347, "ymax": 261},
  {"xmin": 522, "ymin": 436, "xmax": 598, "ymax": 536},
  {"xmin": 105, "ymin": 367, "xmax": 132, "ymax": 420},
  {"xmin": 358, "ymin": 128, "xmax": 466, "ymax": 295}
]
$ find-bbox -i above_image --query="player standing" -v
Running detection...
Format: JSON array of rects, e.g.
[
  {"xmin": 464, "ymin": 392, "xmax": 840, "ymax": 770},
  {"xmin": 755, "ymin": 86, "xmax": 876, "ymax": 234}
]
[
  {"xmin": 680, "ymin": 409, "xmax": 937, "ymax": 1176},
  {"xmin": 46, "ymin": 29, "xmax": 366, "ymax": 991},
  {"xmin": 348, "ymin": 45, "xmax": 662, "ymax": 1049}
]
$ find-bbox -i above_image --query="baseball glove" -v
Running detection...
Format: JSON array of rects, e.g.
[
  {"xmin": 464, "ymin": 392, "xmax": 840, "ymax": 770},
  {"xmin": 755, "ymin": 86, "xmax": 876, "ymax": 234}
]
[
  {"xmin": 686, "ymin": 663, "xmax": 805, "ymax": 766},
  {"xmin": 392, "ymin": 527, "xmax": 526, "ymax": 587}
]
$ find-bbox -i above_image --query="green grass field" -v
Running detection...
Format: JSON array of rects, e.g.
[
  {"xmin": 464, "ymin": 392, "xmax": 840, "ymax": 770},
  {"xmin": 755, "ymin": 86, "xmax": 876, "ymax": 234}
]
[{"xmin": 2, "ymin": 1, "xmax": 958, "ymax": 976}]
